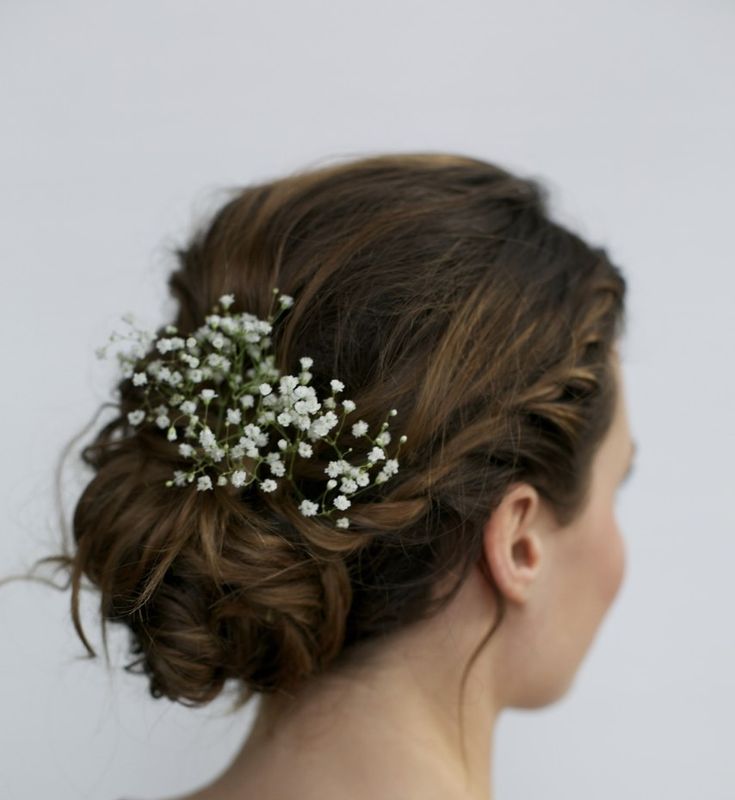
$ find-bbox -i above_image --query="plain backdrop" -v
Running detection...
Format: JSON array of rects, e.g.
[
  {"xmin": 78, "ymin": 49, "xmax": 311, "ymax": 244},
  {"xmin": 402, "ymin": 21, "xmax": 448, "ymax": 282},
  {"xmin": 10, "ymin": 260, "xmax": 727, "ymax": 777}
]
[{"xmin": 1, "ymin": 1, "xmax": 733, "ymax": 798}]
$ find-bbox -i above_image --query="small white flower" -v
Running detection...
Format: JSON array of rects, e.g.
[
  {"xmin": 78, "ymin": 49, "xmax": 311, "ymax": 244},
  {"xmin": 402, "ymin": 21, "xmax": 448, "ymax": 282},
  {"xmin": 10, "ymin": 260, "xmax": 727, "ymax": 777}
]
[
  {"xmin": 294, "ymin": 396, "xmax": 320, "ymax": 416},
  {"xmin": 229, "ymin": 444, "xmax": 245, "ymax": 459},
  {"xmin": 217, "ymin": 475, "xmax": 228, "ymax": 486},
  {"xmin": 240, "ymin": 394, "xmax": 255, "ymax": 409},
  {"xmin": 179, "ymin": 400, "xmax": 197, "ymax": 415},
  {"xmin": 244, "ymin": 424, "xmax": 268, "ymax": 447},
  {"xmin": 277, "ymin": 438, "xmax": 288, "ymax": 450},
  {"xmin": 196, "ymin": 475, "xmax": 213, "ymax": 491},
  {"xmin": 221, "ymin": 317, "xmax": 238, "ymax": 335},
  {"xmin": 298, "ymin": 441, "xmax": 313, "ymax": 458},
  {"xmin": 178, "ymin": 443, "xmax": 195, "ymax": 458},
  {"xmin": 167, "ymin": 426, "xmax": 177, "ymax": 441},
  {"xmin": 330, "ymin": 379, "xmax": 344, "ymax": 393},
  {"xmin": 342, "ymin": 399, "xmax": 356, "ymax": 413},
  {"xmin": 211, "ymin": 332, "xmax": 226, "ymax": 350},
  {"xmin": 383, "ymin": 458, "xmax": 399, "ymax": 476},
  {"xmin": 200, "ymin": 388, "xmax": 217, "ymax": 402},
  {"xmin": 199, "ymin": 427, "xmax": 217, "ymax": 449},
  {"xmin": 155, "ymin": 413, "xmax": 170, "ymax": 429},
  {"xmin": 259, "ymin": 382, "xmax": 272, "ymax": 396},
  {"xmin": 325, "ymin": 460, "xmax": 346, "ymax": 478},
  {"xmin": 172, "ymin": 470, "xmax": 188, "ymax": 487},
  {"xmin": 351, "ymin": 420, "xmax": 369, "ymax": 437},
  {"xmin": 336, "ymin": 517, "xmax": 350, "ymax": 529},
  {"xmin": 268, "ymin": 459, "xmax": 286, "ymax": 477},
  {"xmin": 309, "ymin": 411, "xmax": 339, "ymax": 438},
  {"xmin": 340, "ymin": 478, "xmax": 358, "ymax": 494},
  {"xmin": 132, "ymin": 372, "xmax": 147, "ymax": 386},
  {"xmin": 230, "ymin": 470, "xmax": 248, "ymax": 487},
  {"xmin": 375, "ymin": 430, "xmax": 391, "ymax": 446},
  {"xmin": 333, "ymin": 494, "xmax": 351, "ymax": 511},
  {"xmin": 219, "ymin": 293, "xmax": 235, "ymax": 309},
  {"xmin": 279, "ymin": 294, "xmax": 294, "ymax": 308},
  {"xmin": 300, "ymin": 356, "xmax": 313, "ymax": 370},
  {"xmin": 326, "ymin": 479, "xmax": 338, "ymax": 489},
  {"xmin": 226, "ymin": 408, "xmax": 242, "ymax": 425},
  {"xmin": 294, "ymin": 414, "xmax": 311, "ymax": 431},
  {"xmin": 279, "ymin": 375, "xmax": 299, "ymax": 394},
  {"xmin": 260, "ymin": 478, "xmax": 277, "ymax": 492},
  {"xmin": 299, "ymin": 499, "xmax": 319, "ymax": 516},
  {"xmin": 367, "ymin": 446, "xmax": 385, "ymax": 464},
  {"xmin": 127, "ymin": 409, "xmax": 146, "ymax": 426}
]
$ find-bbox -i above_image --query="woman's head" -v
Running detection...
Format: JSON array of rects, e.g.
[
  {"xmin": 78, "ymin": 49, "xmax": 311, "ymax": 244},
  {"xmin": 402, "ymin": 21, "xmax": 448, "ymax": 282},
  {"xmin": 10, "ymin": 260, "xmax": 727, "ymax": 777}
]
[
  {"xmin": 476, "ymin": 345, "xmax": 633, "ymax": 710},
  {"xmin": 34, "ymin": 152, "xmax": 628, "ymax": 726}
]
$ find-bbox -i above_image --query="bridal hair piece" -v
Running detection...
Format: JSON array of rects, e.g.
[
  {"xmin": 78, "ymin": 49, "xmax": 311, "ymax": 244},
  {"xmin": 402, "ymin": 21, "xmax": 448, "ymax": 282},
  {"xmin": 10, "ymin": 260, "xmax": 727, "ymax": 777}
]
[{"xmin": 95, "ymin": 287, "xmax": 407, "ymax": 529}]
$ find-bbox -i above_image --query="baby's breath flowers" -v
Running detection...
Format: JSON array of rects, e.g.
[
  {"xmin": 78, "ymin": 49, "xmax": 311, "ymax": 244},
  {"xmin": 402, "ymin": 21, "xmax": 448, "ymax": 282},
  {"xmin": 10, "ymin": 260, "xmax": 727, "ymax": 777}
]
[{"xmin": 95, "ymin": 288, "xmax": 407, "ymax": 529}]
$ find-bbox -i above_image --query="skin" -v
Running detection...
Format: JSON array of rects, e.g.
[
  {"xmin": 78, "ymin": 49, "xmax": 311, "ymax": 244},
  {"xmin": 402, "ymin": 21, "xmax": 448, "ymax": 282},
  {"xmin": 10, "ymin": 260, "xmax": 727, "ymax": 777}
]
[{"xmin": 167, "ymin": 349, "xmax": 635, "ymax": 800}]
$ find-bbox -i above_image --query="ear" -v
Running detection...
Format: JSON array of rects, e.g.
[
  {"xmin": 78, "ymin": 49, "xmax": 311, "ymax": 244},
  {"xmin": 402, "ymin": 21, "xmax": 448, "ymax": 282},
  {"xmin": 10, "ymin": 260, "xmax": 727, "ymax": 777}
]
[{"xmin": 481, "ymin": 482, "xmax": 545, "ymax": 606}]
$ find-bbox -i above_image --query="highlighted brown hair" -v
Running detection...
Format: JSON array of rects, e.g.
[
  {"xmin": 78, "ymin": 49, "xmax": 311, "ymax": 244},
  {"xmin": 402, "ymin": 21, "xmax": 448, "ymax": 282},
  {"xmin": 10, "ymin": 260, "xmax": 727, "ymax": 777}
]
[{"xmin": 7, "ymin": 152, "xmax": 626, "ymax": 763}]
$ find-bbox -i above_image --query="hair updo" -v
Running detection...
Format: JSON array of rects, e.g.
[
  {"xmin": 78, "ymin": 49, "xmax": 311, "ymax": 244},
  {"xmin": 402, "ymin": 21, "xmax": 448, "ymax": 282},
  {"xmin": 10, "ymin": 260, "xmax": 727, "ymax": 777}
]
[{"xmin": 25, "ymin": 152, "xmax": 627, "ymax": 717}]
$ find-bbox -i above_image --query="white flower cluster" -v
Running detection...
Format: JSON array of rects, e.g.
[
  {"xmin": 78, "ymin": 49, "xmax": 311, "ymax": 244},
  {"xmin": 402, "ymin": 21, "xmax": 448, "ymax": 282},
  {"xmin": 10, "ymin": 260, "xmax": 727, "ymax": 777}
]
[{"xmin": 95, "ymin": 288, "xmax": 407, "ymax": 529}]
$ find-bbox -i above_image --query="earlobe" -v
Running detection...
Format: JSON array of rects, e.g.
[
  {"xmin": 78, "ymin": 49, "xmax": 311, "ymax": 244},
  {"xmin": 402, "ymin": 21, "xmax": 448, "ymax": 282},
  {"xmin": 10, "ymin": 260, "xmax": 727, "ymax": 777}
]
[{"xmin": 481, "ymin": 484, "xmax": 544, "ymax": 606}]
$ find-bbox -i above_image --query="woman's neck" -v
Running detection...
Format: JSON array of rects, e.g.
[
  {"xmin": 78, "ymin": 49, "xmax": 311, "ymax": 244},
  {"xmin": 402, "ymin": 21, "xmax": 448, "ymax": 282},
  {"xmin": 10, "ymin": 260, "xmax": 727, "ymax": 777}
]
[{"xmin": 227, "ymin": 632, "xmax": 498, "ymax": 799}]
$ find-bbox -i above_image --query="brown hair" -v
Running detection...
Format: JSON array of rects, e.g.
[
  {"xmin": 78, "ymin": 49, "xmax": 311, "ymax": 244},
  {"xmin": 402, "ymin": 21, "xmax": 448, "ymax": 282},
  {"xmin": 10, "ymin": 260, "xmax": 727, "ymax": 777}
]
[{"xmin": 9, "ymin": 152, "xmax": 626, "ymax": 758}]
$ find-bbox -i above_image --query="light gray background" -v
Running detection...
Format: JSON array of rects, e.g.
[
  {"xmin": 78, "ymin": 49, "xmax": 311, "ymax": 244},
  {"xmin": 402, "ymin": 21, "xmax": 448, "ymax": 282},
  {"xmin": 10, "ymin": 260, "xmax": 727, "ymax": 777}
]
[{"xmin": 2, "ymin": 1, "xmax": 733, "ymax": 798}]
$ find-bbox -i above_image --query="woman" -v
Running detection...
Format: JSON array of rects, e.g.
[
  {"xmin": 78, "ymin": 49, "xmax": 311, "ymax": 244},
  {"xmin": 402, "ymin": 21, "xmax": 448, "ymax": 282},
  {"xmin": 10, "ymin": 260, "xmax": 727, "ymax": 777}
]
[{"xmin": 39, "ymin": 152, "xmax": 634, "ymax": 799}]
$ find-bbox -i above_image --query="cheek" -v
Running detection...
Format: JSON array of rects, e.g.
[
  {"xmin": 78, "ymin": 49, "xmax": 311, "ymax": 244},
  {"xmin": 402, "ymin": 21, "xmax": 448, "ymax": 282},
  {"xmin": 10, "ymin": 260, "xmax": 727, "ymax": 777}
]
[
  {"xmin": 561, "ymin": 503, "xmax": 627, "ymax": 619},
  {"xmin": 592, "ymin": 510, "xmax": 627, "ymax": 607}
]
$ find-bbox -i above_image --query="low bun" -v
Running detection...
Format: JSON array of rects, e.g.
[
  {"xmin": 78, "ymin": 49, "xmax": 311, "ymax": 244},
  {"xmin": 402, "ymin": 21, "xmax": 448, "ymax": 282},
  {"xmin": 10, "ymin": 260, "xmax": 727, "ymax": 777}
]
[{"xmin": 71, "ymin": 431, "xmax": 360, "ymax": 704}]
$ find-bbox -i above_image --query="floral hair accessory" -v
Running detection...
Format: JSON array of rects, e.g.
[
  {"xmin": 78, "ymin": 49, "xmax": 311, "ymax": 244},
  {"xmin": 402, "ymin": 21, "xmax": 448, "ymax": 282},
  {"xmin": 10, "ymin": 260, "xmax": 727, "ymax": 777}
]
[{"xmin": 95, "ymin": 287, "xmax": 407, "ymax": 529}]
